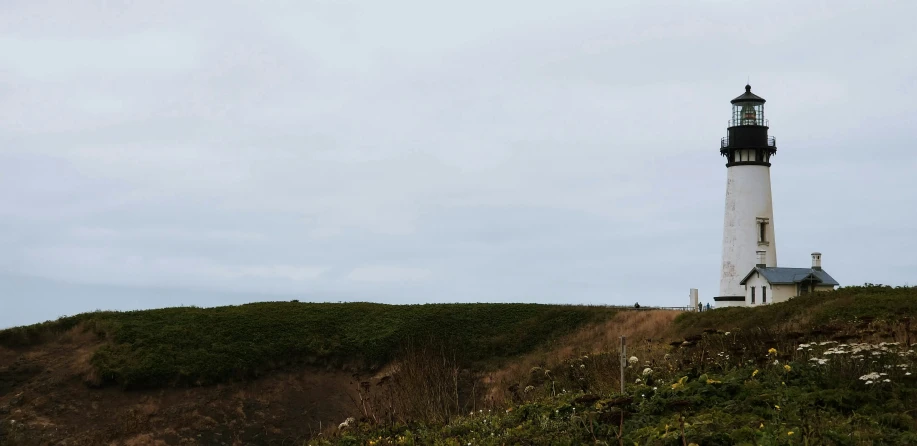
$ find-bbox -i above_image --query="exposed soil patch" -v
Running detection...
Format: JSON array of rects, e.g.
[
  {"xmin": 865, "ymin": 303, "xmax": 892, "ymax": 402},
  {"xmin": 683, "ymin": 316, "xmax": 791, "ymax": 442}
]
[{"xmin": 0, "ymin": 328, "xmax": 362, "ymax": 445}]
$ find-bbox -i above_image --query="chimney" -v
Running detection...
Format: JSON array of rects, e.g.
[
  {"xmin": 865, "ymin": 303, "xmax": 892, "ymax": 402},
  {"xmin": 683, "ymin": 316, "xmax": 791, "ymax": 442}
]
[
  {"xmin": 811, "ymin": 252, "xmax": 822, "ymax": 270},
  {"xmin": 756, "ymin": 251, "xmax": 766, "ymax": 267}
]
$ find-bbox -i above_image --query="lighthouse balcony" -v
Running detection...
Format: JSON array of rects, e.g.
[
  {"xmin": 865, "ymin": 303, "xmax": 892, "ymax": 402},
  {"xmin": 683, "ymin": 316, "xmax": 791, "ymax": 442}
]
[{"xmin": 721, "ymin": 136, "xmax": 776, "ymax": 149}]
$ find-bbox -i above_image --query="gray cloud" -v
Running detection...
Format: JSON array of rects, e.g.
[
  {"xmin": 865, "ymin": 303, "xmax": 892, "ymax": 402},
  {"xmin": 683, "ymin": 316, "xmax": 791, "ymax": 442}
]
[{"xmin": 2, "ymin": 0, "xmax": 916, "ymax": 327}]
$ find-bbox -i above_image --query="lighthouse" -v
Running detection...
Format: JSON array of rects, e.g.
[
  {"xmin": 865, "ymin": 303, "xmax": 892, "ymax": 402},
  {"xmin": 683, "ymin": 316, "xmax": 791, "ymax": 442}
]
[{"xmin": 715, "ymin": 85, "xmax": 778, "ymax": 306}]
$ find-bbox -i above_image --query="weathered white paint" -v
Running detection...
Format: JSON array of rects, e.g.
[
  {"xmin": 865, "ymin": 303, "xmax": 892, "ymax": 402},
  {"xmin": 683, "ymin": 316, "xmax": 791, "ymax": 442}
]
[
  {"xmin": 811, "ymin": 252, "xmax": 822, "ymax": 269},
  {"xmin": 743, "ymin": 272, "xmax": 769, "ymax": 305},
  {"xmin": 719, "ymin": 164, "xmax": 777, "ymax": 300}
]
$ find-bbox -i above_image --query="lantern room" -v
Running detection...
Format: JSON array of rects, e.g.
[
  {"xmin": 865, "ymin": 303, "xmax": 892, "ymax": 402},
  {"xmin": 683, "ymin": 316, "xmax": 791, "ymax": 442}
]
[
  {"xmin": 730, "ymin": 84, "xmax": 767, "ymax": 126},
  {"xmin": 720, "ymin": 84, "xmax": 777, "ymax": 166}
]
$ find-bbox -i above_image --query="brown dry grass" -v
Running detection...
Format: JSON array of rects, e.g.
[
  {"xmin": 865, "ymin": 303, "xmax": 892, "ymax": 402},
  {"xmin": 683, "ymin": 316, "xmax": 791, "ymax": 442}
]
[
  {"xmin": 0, "ymin": 323, "xmax": 364, "ymax": 445},
  {"xmin": 0, "ymin": 345, "xmax": 16, "ymax": 365},
  {"xmin": 483, "ymin": 310, "xmax": 681, "ymax": 403},
  {"xmin": 121, "ymin": 433, "xmax": 169, "ymax": 446}
]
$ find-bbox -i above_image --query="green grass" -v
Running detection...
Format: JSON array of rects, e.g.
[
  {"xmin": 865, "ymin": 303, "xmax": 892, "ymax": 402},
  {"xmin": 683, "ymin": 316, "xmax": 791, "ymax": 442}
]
[
  {"xmin": 0, "ymin": 302, "xmax": 619, "ymax": 389},
  {"xmin": 674, "ymin": 285, "xmax": 917, "ymax": 334}
]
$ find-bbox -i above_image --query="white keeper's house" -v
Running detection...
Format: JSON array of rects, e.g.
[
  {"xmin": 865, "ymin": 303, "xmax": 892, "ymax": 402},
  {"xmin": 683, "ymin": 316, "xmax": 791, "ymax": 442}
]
[{"xmin": 713, "ymin": 85, "xmax": 840, "ymax": 308}]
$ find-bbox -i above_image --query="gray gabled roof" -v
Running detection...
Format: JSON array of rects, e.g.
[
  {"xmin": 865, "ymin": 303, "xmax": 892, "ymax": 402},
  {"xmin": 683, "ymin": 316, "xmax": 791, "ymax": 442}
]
[{"xmin": 739, "ymin": 267, "xmax": 839, "ymax": 286}]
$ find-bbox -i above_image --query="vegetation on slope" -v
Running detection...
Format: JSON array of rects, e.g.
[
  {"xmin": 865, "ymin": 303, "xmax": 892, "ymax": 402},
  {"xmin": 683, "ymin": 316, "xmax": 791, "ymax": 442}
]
[
  {"xmin": 0, "ymin": 302, "xmax": 619, "ymax": 389},
  {"xmin": 321, "ymin": 338, "xmax": 917, "ymax": 445},
  {"xmin": 674, "ymin": 284, "xmax": 917, "ymax": 334},
  {"xmin": 313, "ymin": 285, "xmax": 917, "ymax": 445}
]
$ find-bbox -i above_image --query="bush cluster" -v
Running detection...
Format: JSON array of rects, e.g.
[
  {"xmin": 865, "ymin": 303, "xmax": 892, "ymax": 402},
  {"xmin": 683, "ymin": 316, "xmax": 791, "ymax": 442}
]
[{"xmin": 0, "ymin": 302, "xmax": 618, "ymax": 389}]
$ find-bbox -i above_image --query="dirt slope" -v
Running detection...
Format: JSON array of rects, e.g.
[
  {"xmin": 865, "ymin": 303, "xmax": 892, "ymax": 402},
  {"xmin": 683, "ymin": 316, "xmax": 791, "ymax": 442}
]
[
  {"xmin": 0, "ymin": 329, "xmax": 362, "ymax": 445},
  {"xmin": 0, "ymin": 309, "xmax": 679, "ymax": 445}
]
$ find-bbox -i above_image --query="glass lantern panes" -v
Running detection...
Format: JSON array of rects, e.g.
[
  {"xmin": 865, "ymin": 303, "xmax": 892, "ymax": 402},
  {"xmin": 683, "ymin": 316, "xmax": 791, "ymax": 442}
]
[{"xmin": 732, "ymin": 102, "xmax": 764, "ymax": 126}]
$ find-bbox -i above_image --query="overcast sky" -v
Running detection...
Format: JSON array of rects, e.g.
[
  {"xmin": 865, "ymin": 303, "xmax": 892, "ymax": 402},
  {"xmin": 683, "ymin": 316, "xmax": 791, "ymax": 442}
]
[{"xmin": 2, "ymin": 1, "xmax": 916, "ymax": 328}]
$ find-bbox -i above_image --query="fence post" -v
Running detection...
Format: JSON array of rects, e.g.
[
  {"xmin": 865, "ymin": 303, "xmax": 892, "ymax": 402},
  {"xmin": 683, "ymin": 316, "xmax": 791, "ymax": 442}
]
[{"xmin": 620, "ymin": 336, "xmax": 626, "ymax": 394}]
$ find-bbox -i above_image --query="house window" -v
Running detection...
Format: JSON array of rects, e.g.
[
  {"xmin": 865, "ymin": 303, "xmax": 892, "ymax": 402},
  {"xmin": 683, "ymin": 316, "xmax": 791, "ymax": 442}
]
[
  {"xmin": 762, "ymin": 286, "xmax": 767, "ymax": 303},
  {"xmin": 751, "ymin": 286, "xmax": 756, "ymax": 304}
]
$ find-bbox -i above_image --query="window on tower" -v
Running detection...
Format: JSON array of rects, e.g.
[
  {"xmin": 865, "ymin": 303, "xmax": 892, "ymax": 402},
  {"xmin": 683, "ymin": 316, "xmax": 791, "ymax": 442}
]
[{"xmin": 756, "ymin": 217, "xmax": 769, "ymax": 246}]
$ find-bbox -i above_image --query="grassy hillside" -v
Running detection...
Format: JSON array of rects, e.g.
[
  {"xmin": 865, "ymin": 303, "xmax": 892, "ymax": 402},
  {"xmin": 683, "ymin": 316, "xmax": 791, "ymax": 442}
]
[
  {"xmin": 0, "ymin": 302, "xmax": 620, "ymax": 389},
  {"xmin": 313, "ymin": 285, "xmax": 917, "ymax": 445},
  {"xmin": 674, "ymin": 284, "xmax": 917, "ymax": 334}
]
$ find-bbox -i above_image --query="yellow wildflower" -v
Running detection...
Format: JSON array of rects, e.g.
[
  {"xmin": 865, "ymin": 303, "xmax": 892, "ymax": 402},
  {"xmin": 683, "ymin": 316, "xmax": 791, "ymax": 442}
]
[
  {"xmin": 759, "ymin": 422, "xmax": 764, "ymax": 429},
  {"xmin": 784, "ymin": 364, "xmax": 792, "ymax": 372},
  {"xmin": 774, "ymin": 405, "xmax": 780, "ymax": 411},
  {"xmin": 752, "ymin": 369, "xmax": 759, "ymax": 377},
  {"xmin": 671, "ymin": 376, "xmax": 688, "ymax": 390},
  {"xmin": 788, "ymin": 431, "xmax": 795, "ymax": 435},
  {"xmin": 706, "ymin": 378, "xmax": 722, "ymax": 384},
  {"xmin": 768, "ymin": 348, "xmax": 778, "ymax": 355}
]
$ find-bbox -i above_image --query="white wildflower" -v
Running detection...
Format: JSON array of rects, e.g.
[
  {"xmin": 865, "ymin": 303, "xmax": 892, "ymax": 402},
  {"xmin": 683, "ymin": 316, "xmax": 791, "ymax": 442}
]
[
  {"xmin": 635, "ymin": 378, "xmax": 642, "ymax": 384},
  {"xmin": 628, "ymin": 356, "xmax": 639, "ymax": 365},
  {"xmin": 883, "ymin": 379, "xmax": 891, "ymax": 383},
  {"xmin": 642, "ymin": 367, "xmax": 653, "ymax": 376},
  {"xmin": 338, "ymin": 417, "xmax": 356, "ymax": 430}
]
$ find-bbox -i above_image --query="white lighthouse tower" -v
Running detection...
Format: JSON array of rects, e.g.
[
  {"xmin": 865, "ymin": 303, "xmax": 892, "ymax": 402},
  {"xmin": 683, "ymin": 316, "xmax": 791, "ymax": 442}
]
[{"xmin": 715, "ymin": 85, "xmax": 778, "ymax": 307}]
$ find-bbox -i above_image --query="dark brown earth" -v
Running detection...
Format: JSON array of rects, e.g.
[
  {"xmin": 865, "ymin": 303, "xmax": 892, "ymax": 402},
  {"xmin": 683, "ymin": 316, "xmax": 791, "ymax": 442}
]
[{"xmin": 0, "ymin": 329, "xmax": 362, "ymax": 446}]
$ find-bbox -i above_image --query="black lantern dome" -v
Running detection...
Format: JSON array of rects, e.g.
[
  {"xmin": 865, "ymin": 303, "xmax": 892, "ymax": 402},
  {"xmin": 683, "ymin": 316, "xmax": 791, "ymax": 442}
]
[{"xmin": 720, "ymin": 85, "xmax": 777, "ymax": 166}]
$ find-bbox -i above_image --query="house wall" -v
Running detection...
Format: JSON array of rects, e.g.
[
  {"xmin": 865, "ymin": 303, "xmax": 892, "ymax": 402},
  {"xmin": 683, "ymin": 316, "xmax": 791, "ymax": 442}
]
[
  {"xmin": 719, "ymin": 165, "xmax": 777, "ymax": 298},
  {"xmin": 745, "ymin": 280, "xmax": 836, "ymax": 306},
  {"xmin": 741, "ymin": 270, "xmax": 806, "ymax": 306},
  {"xmin": 742, "ymin": 272, "xmax": 792, "ymax": 306},
  {"xmin": 769, "ymin": 284, "xmax": 797, "ymax": 303}
]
